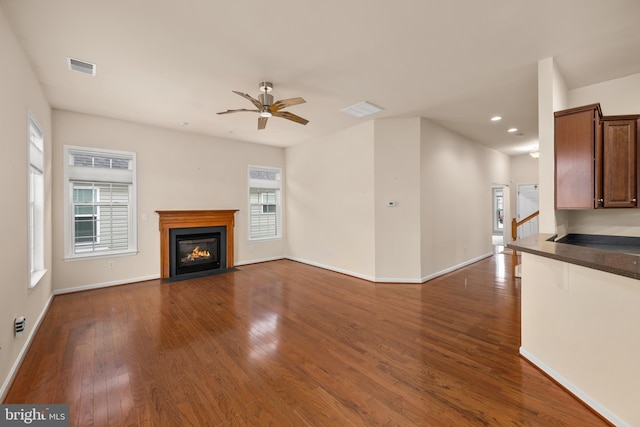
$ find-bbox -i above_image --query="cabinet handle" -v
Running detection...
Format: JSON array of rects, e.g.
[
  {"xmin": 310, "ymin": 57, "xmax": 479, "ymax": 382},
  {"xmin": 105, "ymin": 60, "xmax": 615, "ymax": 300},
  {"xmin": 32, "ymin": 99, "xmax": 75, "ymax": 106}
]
[{"xmin": 633, "ymin": 199, "xmax": 637, "ymax": 203}]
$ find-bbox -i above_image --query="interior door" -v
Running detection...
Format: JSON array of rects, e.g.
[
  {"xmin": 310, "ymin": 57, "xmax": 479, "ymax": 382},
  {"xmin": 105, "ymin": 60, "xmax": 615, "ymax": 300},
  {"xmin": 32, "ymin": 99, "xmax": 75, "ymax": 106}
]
[{"xmin": 517, "ymin": 184, "xmax": 539, "ymax": 239}]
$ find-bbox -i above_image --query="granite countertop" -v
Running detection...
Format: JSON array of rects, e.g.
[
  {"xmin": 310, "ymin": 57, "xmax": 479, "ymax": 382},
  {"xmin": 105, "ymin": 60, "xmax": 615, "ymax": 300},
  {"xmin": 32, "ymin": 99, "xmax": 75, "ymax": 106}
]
[{"xmin": 507, "ymin": 233, "xmax": 640, "ymax": 280}]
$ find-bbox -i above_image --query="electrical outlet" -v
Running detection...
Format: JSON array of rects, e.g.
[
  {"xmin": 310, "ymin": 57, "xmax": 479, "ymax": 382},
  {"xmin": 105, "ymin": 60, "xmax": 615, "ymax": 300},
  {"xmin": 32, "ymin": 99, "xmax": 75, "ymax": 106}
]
[{"xmin": 108, "ymin": 261, "xmax": 115, "ymax": 269}]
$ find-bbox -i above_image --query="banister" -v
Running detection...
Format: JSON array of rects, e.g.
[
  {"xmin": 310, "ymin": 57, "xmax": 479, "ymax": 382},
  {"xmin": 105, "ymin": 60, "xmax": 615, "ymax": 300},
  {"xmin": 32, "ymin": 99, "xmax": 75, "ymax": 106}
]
[
  {"xmin": 511, "ymin": 210, "xmax": 539, "ymax": 240},
  {"xmin": 510, "ymin": 210, "xmax": 540, "ymax": 278}
]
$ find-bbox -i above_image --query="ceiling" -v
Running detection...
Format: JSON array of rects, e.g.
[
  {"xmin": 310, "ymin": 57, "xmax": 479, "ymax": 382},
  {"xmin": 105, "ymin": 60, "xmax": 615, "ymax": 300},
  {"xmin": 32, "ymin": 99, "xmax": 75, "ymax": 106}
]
[{"xmin": 3, "ymin": 0, "xmax": 640, "ymax": 156}]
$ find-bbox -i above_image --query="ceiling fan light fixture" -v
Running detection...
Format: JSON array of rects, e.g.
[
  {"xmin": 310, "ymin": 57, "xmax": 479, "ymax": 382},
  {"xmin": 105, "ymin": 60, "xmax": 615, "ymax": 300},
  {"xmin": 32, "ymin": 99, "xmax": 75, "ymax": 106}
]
[{"xmin": 217, "ymin": 82, "xmax": 308, "ymax": 129}]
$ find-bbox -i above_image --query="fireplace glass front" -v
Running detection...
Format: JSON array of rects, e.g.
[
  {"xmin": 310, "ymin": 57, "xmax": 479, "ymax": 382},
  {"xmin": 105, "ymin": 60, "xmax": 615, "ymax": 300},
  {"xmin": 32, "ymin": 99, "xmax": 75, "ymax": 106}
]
[{"xmin": 169, "ymin": 226, "xmax": 227, "ymax": 278}]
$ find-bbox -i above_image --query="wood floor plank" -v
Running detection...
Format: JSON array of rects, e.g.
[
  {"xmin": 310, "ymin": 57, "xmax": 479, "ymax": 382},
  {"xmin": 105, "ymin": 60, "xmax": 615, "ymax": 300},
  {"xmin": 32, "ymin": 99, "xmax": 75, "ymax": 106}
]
[{"xmin": 3, "ymin": 253, "xmax": 611, "ymax": 426}]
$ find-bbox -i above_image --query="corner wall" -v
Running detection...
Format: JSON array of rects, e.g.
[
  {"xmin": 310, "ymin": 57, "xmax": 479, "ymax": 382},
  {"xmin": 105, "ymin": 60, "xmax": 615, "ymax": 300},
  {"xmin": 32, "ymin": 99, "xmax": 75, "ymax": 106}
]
[
  {"xmin": 0, "ymin": 7, "xmax": 53, "ymax": 398},
  {"xmin": 285, "ymin": 122, "xmax": 376, "ymax": 279},
  {"xmin": 285, "ymin": 117, "xmax": 511, "ymax": 283},
  {"xmin": 373, "ymin": 119, "xmax": 422, "ymax": 281}
]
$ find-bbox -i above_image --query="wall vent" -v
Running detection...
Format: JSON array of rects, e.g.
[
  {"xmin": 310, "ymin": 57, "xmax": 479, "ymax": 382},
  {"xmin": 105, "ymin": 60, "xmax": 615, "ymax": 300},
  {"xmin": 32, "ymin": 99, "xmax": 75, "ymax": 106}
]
[
  {"xmin": 14, "ymin": 317, "xmax": 26, "ymax": 335},
  {"xmin": 67, "ymin": 57, "xmax": 96, "ymax": 76}
]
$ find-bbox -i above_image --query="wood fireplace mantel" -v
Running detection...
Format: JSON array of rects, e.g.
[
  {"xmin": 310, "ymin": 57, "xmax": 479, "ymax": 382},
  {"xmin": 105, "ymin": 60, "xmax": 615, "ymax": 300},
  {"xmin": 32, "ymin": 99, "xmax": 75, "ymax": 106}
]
[{"xmin": 156, "ymin": 210, "xmax": 238, "ymax": 279}]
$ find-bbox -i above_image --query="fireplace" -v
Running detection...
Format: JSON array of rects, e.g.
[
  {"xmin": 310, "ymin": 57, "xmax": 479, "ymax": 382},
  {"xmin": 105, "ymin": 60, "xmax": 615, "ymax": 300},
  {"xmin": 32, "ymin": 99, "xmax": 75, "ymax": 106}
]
[
  {"xmin": 156, "ymin": 210, "xmax": 238, "ymax": 280},
  {"xmin": 170, "ymin": 226, "xmax": 226, "ymax": 277}
]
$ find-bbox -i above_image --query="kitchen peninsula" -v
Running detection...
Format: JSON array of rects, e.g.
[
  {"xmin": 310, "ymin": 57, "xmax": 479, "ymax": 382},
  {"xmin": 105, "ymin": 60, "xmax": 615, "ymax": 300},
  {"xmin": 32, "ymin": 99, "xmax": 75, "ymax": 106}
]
[{"xmin": 509, "ymin": 234, "xmax": 640, "ymax": 426}]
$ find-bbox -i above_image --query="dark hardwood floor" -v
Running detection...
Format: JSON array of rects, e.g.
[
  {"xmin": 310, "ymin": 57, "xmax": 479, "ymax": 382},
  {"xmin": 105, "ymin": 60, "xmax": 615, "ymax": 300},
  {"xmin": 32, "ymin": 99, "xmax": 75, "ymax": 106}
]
[{"xmin": 4, "ymin": 251, "xmax": 610, "ymax": 426}]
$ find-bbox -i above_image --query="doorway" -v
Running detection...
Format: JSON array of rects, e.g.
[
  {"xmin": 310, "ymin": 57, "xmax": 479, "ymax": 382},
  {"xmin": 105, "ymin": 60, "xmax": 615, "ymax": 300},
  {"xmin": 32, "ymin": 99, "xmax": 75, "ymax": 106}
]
[
  {"xmin": 516, "ymin": 183, "xmax": 539, "ymax": 239},
  {"xmin": 491, "ymin": 185, "xmax": 508, "ymax": 248}
]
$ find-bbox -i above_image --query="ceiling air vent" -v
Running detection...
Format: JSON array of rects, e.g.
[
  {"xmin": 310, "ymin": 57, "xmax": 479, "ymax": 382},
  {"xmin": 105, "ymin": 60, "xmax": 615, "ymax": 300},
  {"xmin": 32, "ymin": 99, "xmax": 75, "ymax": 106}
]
[
  {"xmin": 67, "ymin": 57, "xmax": 96, "ymax": 76},
  {"xmin": 341, "ymin": 101, "xmax": 384, "ymax": 118}
]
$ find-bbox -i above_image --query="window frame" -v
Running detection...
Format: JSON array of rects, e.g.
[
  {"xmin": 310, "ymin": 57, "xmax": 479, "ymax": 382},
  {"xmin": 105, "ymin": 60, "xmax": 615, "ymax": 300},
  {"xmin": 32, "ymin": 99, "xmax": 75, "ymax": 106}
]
[
  {"xmin": 248, "ymin": 165, "xmax": 282, "ymax": 241},
  {"xmin": 28, "ymin": 112, "xmax": 46, "ymax": 288},
  {"xmin": 63, "ymin": 145, "xmax": 137, "ymax": 260}
]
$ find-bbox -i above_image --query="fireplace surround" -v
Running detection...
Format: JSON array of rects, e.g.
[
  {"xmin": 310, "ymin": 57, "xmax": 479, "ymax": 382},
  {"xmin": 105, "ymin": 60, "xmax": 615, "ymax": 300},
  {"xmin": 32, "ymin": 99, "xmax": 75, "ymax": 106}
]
[{"xmin": 156, "ymin": 210, "xmax": 238, "ymax": 279}]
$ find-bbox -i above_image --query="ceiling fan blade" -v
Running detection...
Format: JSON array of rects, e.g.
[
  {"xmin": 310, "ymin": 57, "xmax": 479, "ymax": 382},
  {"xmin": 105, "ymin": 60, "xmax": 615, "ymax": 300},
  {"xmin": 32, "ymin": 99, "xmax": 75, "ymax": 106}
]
[
  {"xmin": 272, "ymin": 111, "xmax": 309, "ymax": 125},
  {"xmin": 270, "ymin": 97, "xmax": 306, "ymax": 112},
  {"xmin": 232, "ymin": 90, "xmax": 263, "ymax": 110},
  {"xmin": 258, "ymin": 116, "xmax": 268, "ymax": 130},
  {"xmin": 217, "ymin": 108, "xmax": 260, "ymax": 115}
]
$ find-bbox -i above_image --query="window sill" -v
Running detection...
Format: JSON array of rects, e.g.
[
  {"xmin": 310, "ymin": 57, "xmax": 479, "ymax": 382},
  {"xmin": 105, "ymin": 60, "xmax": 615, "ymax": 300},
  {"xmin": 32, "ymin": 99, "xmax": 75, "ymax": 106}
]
[
  {"xmin": 248, "ymin": 236, "xmax": 282, "ymax": 242},
  {"xmin": 64, "ymin": 250, "xmax": 138, "ymax": 262},
  {"xmin": 29, "ymin": 269, "xmax": 48, "ymax": 290}
]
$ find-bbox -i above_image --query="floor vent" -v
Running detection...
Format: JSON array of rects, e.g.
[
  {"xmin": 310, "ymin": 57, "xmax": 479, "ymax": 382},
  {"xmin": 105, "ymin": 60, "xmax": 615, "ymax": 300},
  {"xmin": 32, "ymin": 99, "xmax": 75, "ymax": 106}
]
[
  {"xmin": 14, "ymin": 317, "xmax": 26, "ymax": 335},
  {"xmin": 67, "ymin": 57, "xmax": 96, "ymax": 76}
]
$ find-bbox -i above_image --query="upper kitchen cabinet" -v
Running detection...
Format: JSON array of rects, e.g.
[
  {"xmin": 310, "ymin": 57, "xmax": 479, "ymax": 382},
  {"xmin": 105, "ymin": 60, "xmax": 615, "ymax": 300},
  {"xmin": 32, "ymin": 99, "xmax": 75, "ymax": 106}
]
[
  {"xmin": 555, "ymin": 103, "xmax": 640, "ymax": 209},
  {"xmin": 554, "ymin": 104, "xmax": 602, "ymax": 209},
  {"xmin": 601, "ymin": 117, "xmax": 639, "ymax": 208}
]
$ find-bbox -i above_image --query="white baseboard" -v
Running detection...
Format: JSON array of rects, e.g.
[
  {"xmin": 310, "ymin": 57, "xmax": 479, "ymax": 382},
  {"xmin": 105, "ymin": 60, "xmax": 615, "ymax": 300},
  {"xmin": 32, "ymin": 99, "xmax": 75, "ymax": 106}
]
[
  {"xmin": 420, "ymin": 252, "xmax": 493, "ymax": 283},
  {"xmin": 53, "ymin": 274, "xmax": 160, "ymax": 295},
  {"xmin": 234, "ymin": 256, "xmax": 286, "ymax": 266},
  {"xmin": 285, "ymin": 257, "xmax": 378, "ymax": 282},
  {"xmin": 0, "ymin": 293, "xmax": 54, "ymax": 401},
  {"xmin": 519, "ymin": 346, "xmax": 627, "ymax": 427},
  {"xmin": 285, "ymin": 255, "xmax": 493, "ymax": 284}
]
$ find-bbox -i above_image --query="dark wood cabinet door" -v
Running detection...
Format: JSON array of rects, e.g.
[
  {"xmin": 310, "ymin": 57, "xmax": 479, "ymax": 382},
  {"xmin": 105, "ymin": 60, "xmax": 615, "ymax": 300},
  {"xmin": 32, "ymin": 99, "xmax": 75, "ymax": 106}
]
[
  {"xmin": 603, "ymin": 119, "xmax": 637, "ymax": 207},
  {"xmin": 555, "ymin": 106, "xmax": 599, "ymax": 209}
]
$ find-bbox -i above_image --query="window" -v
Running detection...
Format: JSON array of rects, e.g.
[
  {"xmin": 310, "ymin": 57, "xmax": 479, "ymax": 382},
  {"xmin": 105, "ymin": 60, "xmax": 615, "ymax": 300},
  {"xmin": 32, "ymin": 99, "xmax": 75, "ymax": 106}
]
[
  {"xmin": 64, "ymin": 146, "xmax": 137, "ymax": 258},
  {"xmin": 28, "ymin": 114, "xmax": 45, "ymax": 287},
  {"xmin": 249, "ymin": 166, "xmax": 281, "ymax": 240}
]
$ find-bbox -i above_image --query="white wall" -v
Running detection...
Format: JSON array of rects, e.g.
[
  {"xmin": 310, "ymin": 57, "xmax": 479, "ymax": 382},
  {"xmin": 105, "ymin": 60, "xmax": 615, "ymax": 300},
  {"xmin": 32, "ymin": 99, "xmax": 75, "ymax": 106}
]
[
  {"xmin": 285, "ymin": 122, "xmax": 376, "ymax": 280},
  {"xmin": 374, "ymin": 119, "xmax": 422, "ymax": 281},
  {"xmin": 0, "ymin": 7, "xmax": 53, "ymax": 397},
  {"xmin": 420, "ymin": 119, "xmax": 510, "ymax": 279},
  {"xmin": 569, "ymin": 72, "xmax": 640, "ymax": 115},
  {"xmin": 52, "ymin": 110, "xmax": 286, "ymax": 291},
  {"xmin": 537, "ymin": 57, "xmax": 568, "ymax": 234}
]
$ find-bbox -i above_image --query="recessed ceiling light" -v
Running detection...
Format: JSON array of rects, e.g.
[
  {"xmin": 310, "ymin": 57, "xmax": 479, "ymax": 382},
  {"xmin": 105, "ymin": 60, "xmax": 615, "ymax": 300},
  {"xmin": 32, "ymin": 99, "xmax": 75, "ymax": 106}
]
[
  {"xmin": 508, "ymin": 127, "xmax": 518, "ymax": 133},
  {"xmin": 179, "ymin": 121, "xmax": 189, "ymax": 126},
  {"xmin": 341, "ymin": 101, "xmax": 384, "ymax": 118},
  {"xmin": 491, "ymin": 116, "xmax": 502, "ymax": 121}
]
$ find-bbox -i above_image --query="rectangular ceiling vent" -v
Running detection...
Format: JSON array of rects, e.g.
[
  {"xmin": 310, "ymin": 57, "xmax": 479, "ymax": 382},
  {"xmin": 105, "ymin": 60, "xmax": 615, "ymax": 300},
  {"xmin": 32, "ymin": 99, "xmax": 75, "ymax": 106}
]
[
  {"xmin": 67, "ymin": 57, "xmax": 96, "ymax": 76},
  {"xmin": 341, "ymin": 101, "xmax": 384, "ymax": 118}
]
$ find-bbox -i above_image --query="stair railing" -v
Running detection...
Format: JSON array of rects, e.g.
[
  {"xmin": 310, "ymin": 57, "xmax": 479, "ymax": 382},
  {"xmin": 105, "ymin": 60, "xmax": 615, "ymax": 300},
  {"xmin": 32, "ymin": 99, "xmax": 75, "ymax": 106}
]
[{"xmin": 510, "ymin": 210, "xmax": 540, "ymax": 278}]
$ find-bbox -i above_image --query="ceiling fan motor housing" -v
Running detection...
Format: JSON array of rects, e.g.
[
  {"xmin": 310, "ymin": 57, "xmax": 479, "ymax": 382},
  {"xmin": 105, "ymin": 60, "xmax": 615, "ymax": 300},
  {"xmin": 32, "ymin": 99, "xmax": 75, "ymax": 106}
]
[{"xmin": 259, "ymin": 93, "xmax": 274, "ymax": 107}]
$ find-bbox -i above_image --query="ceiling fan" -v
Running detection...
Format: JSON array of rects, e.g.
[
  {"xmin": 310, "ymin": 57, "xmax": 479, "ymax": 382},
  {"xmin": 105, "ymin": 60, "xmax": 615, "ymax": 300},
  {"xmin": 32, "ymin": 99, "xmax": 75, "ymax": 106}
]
[{"xmin": 217, "ymin": 82, "xmax": 309, "ymax": 130}]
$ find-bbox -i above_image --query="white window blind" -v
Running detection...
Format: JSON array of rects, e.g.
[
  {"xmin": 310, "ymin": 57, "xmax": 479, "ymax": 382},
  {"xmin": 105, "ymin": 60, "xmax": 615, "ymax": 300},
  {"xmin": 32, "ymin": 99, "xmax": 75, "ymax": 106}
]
[
  {"xmin": 249, "ymin": 166, "xmax": 281, "ymax": 240},
  {"xmin": 64, "ymin": 146, "xmax": 137, "ymax": 258},
  {"xmin": 28, "ymin": 114, "xmax": 45, "ymax": 287}
]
